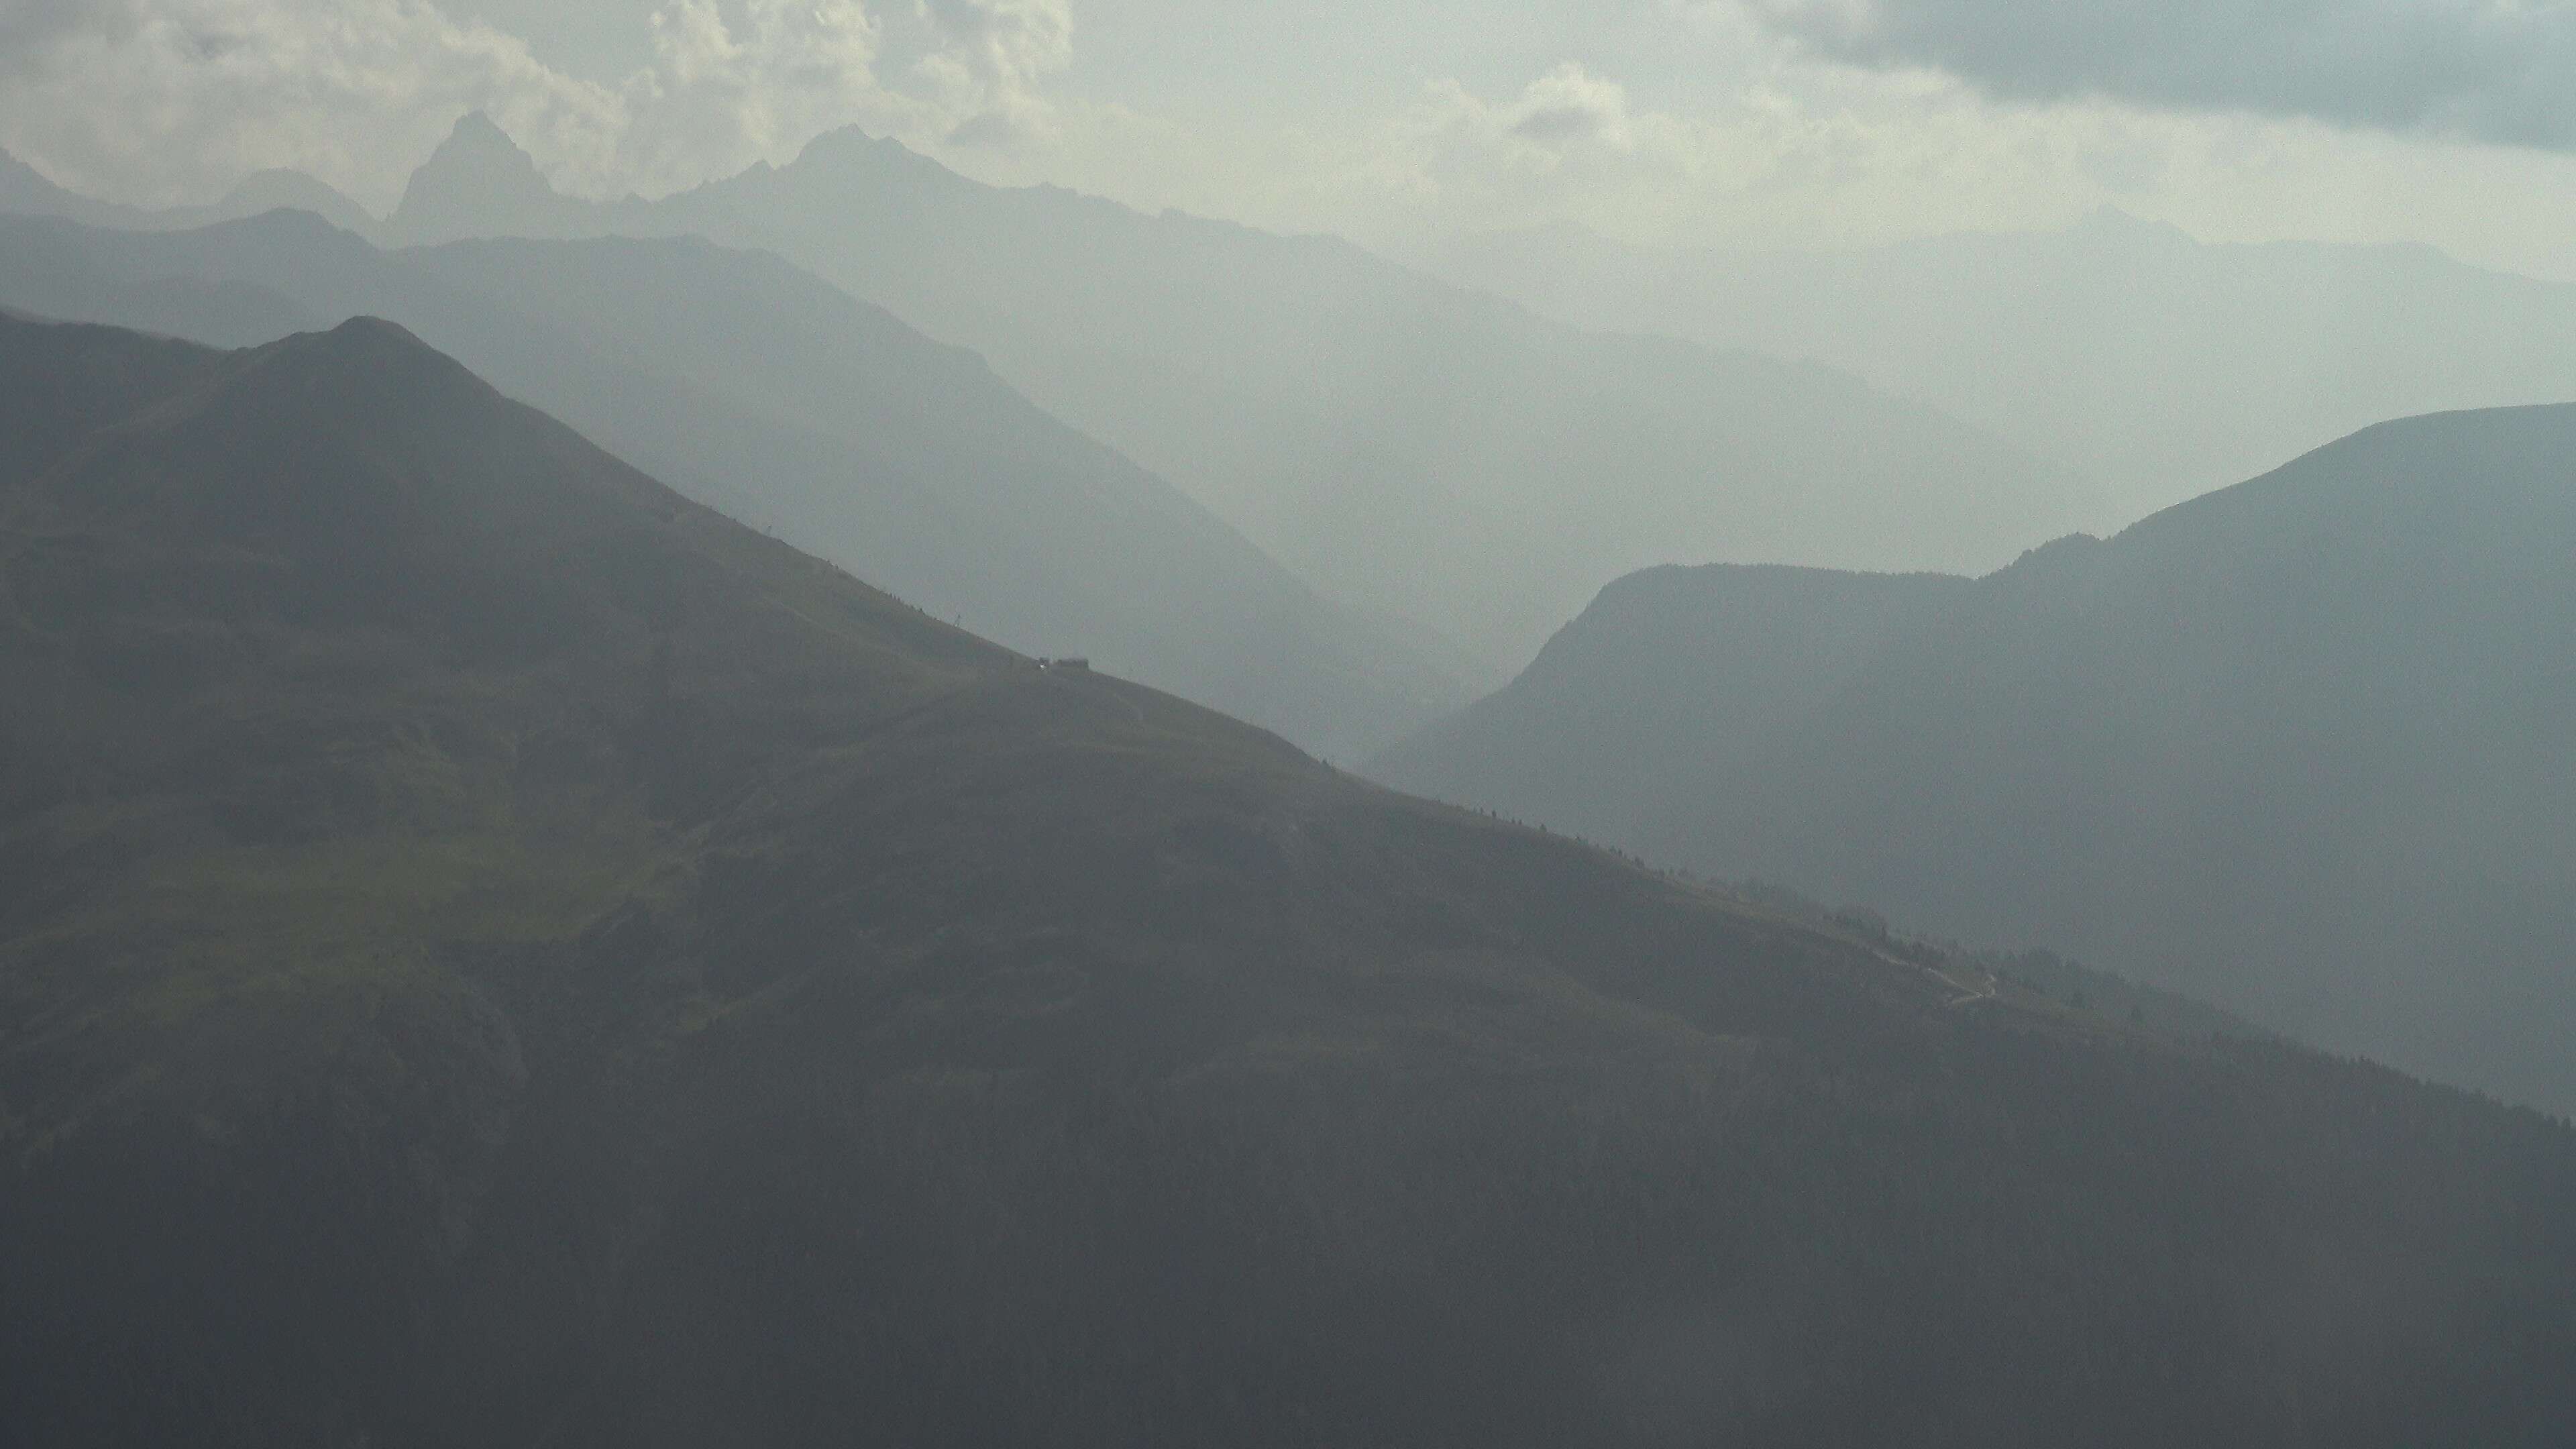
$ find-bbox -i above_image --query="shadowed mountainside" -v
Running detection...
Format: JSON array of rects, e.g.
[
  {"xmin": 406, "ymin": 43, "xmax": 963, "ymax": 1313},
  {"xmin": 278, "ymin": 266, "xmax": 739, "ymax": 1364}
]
[
  {"xmin": 1375, "ymin": 564, "xmax": 1976, "ymax": 847},
  {"xmin": 1377, "ymin": 406, "xmax": 2576, "ymax": 1113},
  {"xmin": 3, "ymin": 314, "xmax": 2574, "ymax": 1447}
]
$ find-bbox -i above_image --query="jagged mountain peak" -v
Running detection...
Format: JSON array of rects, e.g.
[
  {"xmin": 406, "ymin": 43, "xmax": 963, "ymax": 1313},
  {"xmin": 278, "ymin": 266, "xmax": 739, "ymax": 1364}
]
[
  {"xmin": 415, "ymin": 111, "xmax": 545, "ymax": 182},
  {"xmin": 391, "ymin": 111, "xmax": 582, "ymax": 242},
  {"xmin": 775, "ymin": 125, "xmax": 963, "ymax": 193}
]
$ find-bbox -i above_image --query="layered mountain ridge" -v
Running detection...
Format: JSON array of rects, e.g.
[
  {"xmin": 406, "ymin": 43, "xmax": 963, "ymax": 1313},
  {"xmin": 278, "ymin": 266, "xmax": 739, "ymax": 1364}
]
[
  {"xmin": 0, "ymin": 209, "xmax": 1459, "ymax": 759},
  {"xmin": 381, "ymin": 113, "xmax": 2089, "ymax": 675},
  {"xmin": 0, "ymin": 146, "xmax": 376, "ymax": 240}
]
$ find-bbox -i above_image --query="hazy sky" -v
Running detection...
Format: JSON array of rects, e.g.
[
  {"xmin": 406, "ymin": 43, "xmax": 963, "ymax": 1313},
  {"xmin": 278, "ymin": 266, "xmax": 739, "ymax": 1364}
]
[{"xmin": 9, "ymin": 0, "xmax": 2576, "ymax": 276}]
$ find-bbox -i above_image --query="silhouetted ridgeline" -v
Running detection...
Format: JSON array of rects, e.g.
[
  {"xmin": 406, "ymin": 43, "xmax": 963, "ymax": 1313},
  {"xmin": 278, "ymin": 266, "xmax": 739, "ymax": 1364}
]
[{"xmin": 4, "ymin": 314, "xmax": 2574, "ymax": 1446}]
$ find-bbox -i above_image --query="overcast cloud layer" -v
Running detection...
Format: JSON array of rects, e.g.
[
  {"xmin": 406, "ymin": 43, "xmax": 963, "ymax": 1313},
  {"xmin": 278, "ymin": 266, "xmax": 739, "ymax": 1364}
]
[
  {"xmin": 5, "ymin": 1, "xmax": 2576, "ymax": 278},
  {"xmin": 1748, "ymin": 0, "xmax": 2576, "ymax": 149}
]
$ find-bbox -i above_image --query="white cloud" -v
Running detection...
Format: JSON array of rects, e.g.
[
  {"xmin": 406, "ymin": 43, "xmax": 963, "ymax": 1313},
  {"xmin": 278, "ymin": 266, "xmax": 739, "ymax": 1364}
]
[
  {"xmin": 8, "ymin": 0, "xmax": 2576, "ymax": 284},
  {"xmin": 1351, "ymin": 61, "xmax": 1829, "ymax": 243},
  {"xmin": 0, "ymin": 0, "xmax": 1075, "ymax": 209},
  {"xmin": 0, "ymin": 0, "xmax": 625, "ymax": 209},
  {"xmin": 913, "ymin": 0, "xmax": 1073, "ymax": 145},
  {"xmin": 1503, "ymin": 63, "xmax": 1637, "ymax": 148},
  {"xmin": 1009, "ymin": 17, "xmax": 2576, "ymax": 284},
  {"xmin": 616, "ymin": 0, "xmax": 912, "ymax": 190}
]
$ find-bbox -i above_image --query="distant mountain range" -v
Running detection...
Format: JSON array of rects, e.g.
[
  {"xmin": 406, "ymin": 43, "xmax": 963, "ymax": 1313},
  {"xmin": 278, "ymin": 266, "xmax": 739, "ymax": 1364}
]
[
  {"xmin": 6, "ymin": 311, "xmax": 2575, "ymax": 1446},
  {"xmin": 0, "ymin": 148, "xmax": 377, "ymax": 239},
  {"xmin": 1424, "ymin": 213, "xmax": 2576, "ymax": 521},
  {"xmin": 372, "ymin": 113, "xmax": 2088, "ymax": 676},
  {"xmin": 0, "ymin": 210, "xmax": 1460, "ymax": 760},
  {"xmin": 1377, "ymin": 405, "xmax": 2576, "ymax": 1113}
]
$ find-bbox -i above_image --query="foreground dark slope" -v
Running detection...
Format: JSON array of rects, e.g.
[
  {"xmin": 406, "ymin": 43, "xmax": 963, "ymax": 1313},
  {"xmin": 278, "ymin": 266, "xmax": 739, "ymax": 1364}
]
[
  {"xmin": 1380, "ymin": 407, "xmax": 2576, "ymax": 1113},
  {"xmin": 0, "ymin": 211, "xmax": 1456, "ymax": 759},
  {"xmin": 391, "ymin": 114, "xmax": 2084, "ymax": 674},
  {"xmin": 5, "ymin": 317, "xmax": 2575, "ymax": 1447}
]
